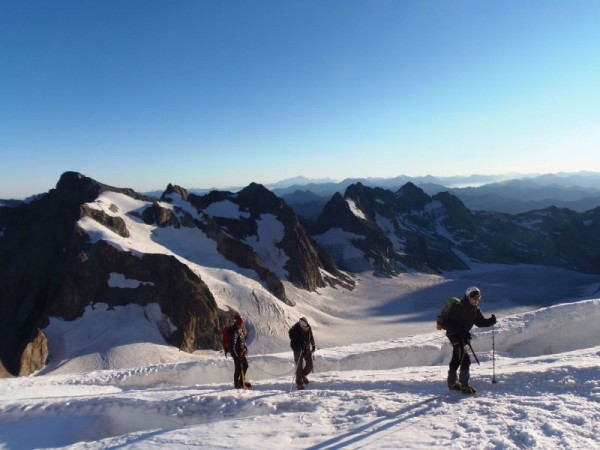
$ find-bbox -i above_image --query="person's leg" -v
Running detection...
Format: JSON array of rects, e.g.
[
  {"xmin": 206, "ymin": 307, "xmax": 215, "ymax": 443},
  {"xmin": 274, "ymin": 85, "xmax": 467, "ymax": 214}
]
[
  {"xmin": 233, "ymin": 356, "xmax": 242, "ymax": 388},
  {"xmin": 294, "ymin": 350, "xmax": 304, "ymax": 386},
  {"xmin": 458, "ymin": 351, "xmax": 472, "ymax": 386},
  {"xmin": 303, "ymin": 352, "xmax": 313, "ymax": 378},
  {"xmin": 448, "ymin": 343, "xmax": 462, "ymax": 387},
  {"xmin": 242, "ymin": 356, "xmax": 249, "ymax": 386},
  {"xmin": 300, "ymin": 352, "xmax": 314, "ymax": 384}
]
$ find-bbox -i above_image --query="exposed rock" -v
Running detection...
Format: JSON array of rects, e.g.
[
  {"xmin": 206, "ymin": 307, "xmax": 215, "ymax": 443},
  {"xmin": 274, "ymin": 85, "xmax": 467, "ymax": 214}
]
[
  {"xmin": 81, "ymin": 204, "xmax": 130, "ymax": 237},
  {"xmin": 161, "ymin": 184, "xmax": 189, "ymax": 202},
  {"xmin": 396, "ymin": 182, "xmax": 432, "ymax": 212},
  {"xmin": 140, "ymin": 202, "xmax": 181, "ymax": 228},
  {"xmin": 19, "ymin": 329, "xmax": 48, "ymax": 376}
]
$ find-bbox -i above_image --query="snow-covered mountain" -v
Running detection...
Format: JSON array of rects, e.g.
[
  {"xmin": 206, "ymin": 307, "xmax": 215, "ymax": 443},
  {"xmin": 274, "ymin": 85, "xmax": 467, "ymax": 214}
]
[{"xmin": 0, "ymin": 172, "xmax": 353, "ymax": 376}]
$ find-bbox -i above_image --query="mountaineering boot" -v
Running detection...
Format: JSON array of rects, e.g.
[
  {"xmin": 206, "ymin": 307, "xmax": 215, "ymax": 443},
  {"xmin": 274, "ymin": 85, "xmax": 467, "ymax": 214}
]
[
  {"xmin": 449, "ymin": 382, "xmax": 463, "ymax": 391},
  {"xmin": 460, "ymin": 384, "xmax": 477, "ymax": 395},
  {"xmin": 243, "ymin": 381, "xmax": 252, "ymax": 388},
  {"xmin": 447, "ymin": 370, "xmax": 457, "ymax": 390},
  {"xmin": 303, "ymin": 376, "xmax": 310, "ymax": 385},
  {"xmin": 296, "ymin": 383, "xmax": 305, "ymax": 391}
]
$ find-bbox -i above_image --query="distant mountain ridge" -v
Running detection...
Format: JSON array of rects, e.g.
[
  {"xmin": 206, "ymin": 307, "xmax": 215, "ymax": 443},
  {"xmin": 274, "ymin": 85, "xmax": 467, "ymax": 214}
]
[
  {"xmin": 2, "ymin": 171, "xmax": 600, "ymax": 377},
  {"xmin": 275, "ymin": 172, "xmax": 600, "ymax": 219}
]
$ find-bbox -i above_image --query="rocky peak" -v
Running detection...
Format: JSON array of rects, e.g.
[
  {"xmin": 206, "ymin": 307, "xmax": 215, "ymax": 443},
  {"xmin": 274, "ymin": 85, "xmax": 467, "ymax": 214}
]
[
  {"xmin": 313, "ymin": 192, "xmax": 365, "ymax": 235},
  {"xmin": 56, "ymin": 171, "xmax": 105, "ymax": 205},
  {"xmin": 56, "ymin": 171, "xmax": 151, "ymax": 205},
  {"xmin": 431, "ymin": 191, "xmax": 477, "ymax": 232},
  {"xmin": 161, "ymin": 184, "xmax": 189, "ymax": 201},
  {"xmin": 235, "ymin": 182, "xmax": 282, "ymax": 216},
  {"xmin": 395, "ymin": 182, "xmax": 431, "ymax": 212}
]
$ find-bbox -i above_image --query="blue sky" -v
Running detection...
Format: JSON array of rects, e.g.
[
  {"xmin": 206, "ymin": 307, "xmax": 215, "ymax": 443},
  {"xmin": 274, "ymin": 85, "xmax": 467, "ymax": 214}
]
[{"xmin": 1, "ymin": 1, "xmax": 599, "ymax": 199}]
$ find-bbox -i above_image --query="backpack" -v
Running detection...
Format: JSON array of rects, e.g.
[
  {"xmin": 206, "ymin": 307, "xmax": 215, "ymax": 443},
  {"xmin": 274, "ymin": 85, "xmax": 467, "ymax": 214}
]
[
  {"xmin": 222, "ymin": 325, "xmax": 236, "ymax": 356},
  {"xmin": 436, "ymin": 297, "xmax": 462, "ymax": 330}
]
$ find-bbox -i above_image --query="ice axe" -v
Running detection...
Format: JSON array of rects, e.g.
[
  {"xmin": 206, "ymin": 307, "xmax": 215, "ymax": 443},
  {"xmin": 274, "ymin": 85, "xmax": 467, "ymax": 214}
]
[{"xmin": 467, "ymin": 341, "xmax": 480, "ymax": 366}]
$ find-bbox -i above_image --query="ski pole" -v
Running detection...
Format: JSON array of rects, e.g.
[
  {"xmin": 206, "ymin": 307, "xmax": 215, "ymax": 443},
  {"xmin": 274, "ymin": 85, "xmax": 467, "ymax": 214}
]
[
  {"xmin": 467, "ymin": 342, "xmax": 481, "ymax": 366},
  {"xmin": 289, "ymin": 349, "xmax": 303, "ymax": 393},
  {"xmin": 492, "ymin": 325, "xmax": 498, "ymax": 383}
]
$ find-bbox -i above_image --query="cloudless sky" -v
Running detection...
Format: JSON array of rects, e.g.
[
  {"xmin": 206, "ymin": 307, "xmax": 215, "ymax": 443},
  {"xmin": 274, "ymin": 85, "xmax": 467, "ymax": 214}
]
[{"xmin": 1, "ymin": 1, "xmax": 599, "ymax": 198}]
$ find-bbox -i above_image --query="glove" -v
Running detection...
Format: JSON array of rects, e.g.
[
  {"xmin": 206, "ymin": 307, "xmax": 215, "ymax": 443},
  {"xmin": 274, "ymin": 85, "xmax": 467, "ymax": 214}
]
[
  {"xmin": 491, "ymin": 314, "xmax": 497, "ymax": 325},
  {"xmin": 311, "ymin": 345, "xmax": 316, "ymax": 353},
  {"xmin": 462, "ymin": 332, "xmax": 472, "ymax": 344}
]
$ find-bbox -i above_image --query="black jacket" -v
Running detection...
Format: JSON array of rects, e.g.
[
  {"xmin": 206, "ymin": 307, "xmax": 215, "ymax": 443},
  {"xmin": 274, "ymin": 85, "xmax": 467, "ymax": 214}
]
[
  {"xmin": 445, "ymin": 296, "xmax": 495, "ymax": 340},
  {"xmin": 289, "ymin": 323, "xmax": 315, "ymax": 354}
]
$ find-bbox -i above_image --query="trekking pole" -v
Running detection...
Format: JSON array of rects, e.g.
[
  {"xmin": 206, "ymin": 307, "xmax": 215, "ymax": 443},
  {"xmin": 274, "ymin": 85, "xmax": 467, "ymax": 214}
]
[
  {"xmin": 467, "ymin": 341, "xmax": 481, "ymax": 366},
  {"xmin": 492, "ymin": 325, "xmax": 498, "ymax": 383},
  {"xmin": 289, "ymin": 349, "xmax": 303, "ymax": 393}
]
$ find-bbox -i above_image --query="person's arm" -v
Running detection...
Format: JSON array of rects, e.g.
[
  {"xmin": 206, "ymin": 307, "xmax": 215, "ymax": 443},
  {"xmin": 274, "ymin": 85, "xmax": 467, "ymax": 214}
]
[{"xmin": 474, "ymin": 309, "xmax": 496, "ymax": 327}]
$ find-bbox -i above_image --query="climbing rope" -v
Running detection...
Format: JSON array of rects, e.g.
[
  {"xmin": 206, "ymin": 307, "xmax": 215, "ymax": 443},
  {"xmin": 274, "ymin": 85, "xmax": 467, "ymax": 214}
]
[{"xmin": 251, "ymin": 361, "xmax": 296, "ymax": 378}]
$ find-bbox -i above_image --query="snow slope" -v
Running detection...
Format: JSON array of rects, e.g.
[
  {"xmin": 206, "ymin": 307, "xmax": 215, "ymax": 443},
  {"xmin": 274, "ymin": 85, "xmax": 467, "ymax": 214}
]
[{"xmin": 0, "ymin": 297, "xmax": 599, "ymax": 449}]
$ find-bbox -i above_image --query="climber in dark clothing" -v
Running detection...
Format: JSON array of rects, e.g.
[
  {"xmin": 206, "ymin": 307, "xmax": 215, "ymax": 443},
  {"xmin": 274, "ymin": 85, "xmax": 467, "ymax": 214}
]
[
  {"xmin": 289, "ymin": 317, "xmax": 316, "ymax": 390},
  {"xmin": 231, "ymin": 314, "xmax": 251, "ymax": 389},
  {"xmin": 445, "ymin": 286, "xmax": 496, "ymax": 394}
]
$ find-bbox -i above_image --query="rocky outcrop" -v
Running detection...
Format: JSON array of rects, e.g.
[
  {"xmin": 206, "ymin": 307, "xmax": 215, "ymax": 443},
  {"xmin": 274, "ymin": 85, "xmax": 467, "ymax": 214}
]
[
  {"xmin": 18, "ymin": 329, "xmax": 48, "ymax": 376},
  {"xmin": 81, "ymin": 204, "xmax": 130, "ymax": 237},
  {"xmin": 140, "ymin": 202, "xmax": 181, "ymax": 228}
]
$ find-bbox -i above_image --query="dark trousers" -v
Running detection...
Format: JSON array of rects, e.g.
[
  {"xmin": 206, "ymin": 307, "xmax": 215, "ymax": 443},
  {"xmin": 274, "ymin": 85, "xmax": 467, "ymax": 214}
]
[
  {"xmin": 294, "ymin": 349, "xmax": 313, "ymax": 385},
  {"xmin": 233, "ymin": 355, "xmax": 249, "ymax": 388},
  {"xmin": 448, "ymin": 339, "xmax": 471, "ymax": 386}
]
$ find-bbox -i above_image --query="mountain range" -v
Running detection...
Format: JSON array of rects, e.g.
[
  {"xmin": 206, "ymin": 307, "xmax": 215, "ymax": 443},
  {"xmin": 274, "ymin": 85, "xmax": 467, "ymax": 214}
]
[
  {"xmin": 272, "ymin": 171, "xmax": 600, "ymax": 219},
  {"xmin": 1, "ymin": 171, "xmax": 600, "ymax": 377}
]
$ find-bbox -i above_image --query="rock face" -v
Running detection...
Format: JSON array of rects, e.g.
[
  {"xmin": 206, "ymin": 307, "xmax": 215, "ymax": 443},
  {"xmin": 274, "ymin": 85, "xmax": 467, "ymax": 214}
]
[
  {"xmin": 312, "ymin": 182, "xmax": 600, "ymax": 276},
  {"xmin": 0, "ymin": 172, "xmax": 354, "ymax": 376}
]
